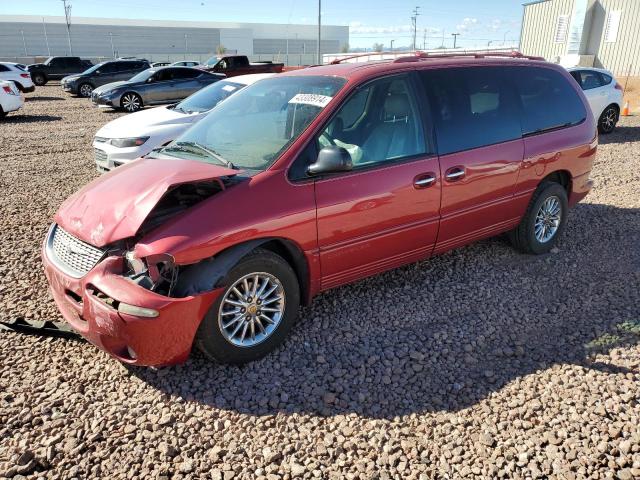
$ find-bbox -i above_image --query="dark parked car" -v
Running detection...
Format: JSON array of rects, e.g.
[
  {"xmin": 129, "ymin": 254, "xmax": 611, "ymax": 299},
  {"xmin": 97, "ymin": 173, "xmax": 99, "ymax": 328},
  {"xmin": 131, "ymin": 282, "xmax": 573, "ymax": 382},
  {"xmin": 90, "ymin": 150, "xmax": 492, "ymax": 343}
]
[
  {"xmin": 201, "ymin": 55, "xmax": 284, "ymax": 77},
  {"xmin": 91, "ymin": 66, "xmax": 225, "ymax": 112},
  {"xmin": 27, "ymin": 56, "xmax": 93, "ymax": 86},
  {"xmin": 61, "ymin": 59, "xmax": 150, "ymax": 97}
]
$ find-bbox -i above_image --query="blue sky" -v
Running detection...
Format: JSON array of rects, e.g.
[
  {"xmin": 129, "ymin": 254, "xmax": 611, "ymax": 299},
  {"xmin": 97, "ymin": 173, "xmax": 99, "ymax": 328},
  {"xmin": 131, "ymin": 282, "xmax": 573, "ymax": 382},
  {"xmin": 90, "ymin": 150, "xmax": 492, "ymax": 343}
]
[{"xmin": 5, "ymin": 0, "xmax": 524, "ymax": 49}]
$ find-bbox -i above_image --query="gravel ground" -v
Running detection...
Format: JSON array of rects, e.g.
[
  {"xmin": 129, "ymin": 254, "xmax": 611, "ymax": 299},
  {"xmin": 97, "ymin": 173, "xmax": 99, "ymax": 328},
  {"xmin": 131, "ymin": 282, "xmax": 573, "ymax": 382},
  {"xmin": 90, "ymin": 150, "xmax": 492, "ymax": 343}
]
[{"xmin": 0, "ymin": 85, "xmax": 639, "ymax": 480}]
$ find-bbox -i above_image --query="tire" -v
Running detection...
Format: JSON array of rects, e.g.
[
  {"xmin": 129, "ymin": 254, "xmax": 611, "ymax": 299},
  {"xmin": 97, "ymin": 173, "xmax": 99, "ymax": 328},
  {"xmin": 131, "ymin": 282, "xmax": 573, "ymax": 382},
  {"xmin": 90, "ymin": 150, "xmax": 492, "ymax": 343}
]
[
  {"xmin": 509, "ymin": 182, "xmax": 568, "ymax": 255},
  {"xmin": 32, "ymin": 73, "xmax": 46, "ymax": 86},
  {"xmin": 598, "ymin": 104, "xmax": 619, "ymax": 134},
  {"xmin": 120, "ymin": 92, "xmax": 143, "ymax": 112},
  {"xmin": 79, "ymin": 83, "xmax": 93, "ymax": 98},
  {"xmin": 195, "ymin": 249, "xmax": 300, "ymax": 364}
]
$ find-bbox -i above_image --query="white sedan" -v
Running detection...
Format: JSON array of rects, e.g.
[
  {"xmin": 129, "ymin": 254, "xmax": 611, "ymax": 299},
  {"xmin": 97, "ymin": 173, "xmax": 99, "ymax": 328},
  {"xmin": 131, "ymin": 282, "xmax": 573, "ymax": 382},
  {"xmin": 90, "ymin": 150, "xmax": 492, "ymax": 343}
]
[
  {"xmin": 0, "ymin": 62, "xmax": 35, "ymax": 93},
  {"xmin": 0, "ymin": 80, "xmax": 24, "ymax": 118},
  {"xmin": 93, "ymin": 73, "xmax": 274, "ymax": 172},
  {"xmin": 567, "ymin": 67, "xmax": 623, "ymax": 134}
]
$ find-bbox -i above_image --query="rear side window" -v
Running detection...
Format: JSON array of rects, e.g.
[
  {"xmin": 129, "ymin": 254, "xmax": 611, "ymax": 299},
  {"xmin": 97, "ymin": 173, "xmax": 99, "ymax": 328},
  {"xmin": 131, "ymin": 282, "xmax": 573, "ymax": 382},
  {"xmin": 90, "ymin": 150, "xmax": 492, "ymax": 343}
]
[
  {"xmin": 420, "ymin": 67, "xmax": 521, "ymax": 155},
  {"xmin": 512, "ymin": 67, "xmax": 586, "ymax": 135},
  {"xmin": 577, "ymin": 70, "xmax": 604, "ymax": 90},
  {"xmin": 99, "ymin": 63, "xmax": 118, "ymax": 74},
  {"xmin": 601, "ymin": 73, "xmax": 613, "ymax": 85},
  {"xmin": 174, "ymin": 68, "xmax": 200, "ymax": 79},
  {"xmin": 0, "ymin": 64, "xmax": 9, "ymax": 72}
]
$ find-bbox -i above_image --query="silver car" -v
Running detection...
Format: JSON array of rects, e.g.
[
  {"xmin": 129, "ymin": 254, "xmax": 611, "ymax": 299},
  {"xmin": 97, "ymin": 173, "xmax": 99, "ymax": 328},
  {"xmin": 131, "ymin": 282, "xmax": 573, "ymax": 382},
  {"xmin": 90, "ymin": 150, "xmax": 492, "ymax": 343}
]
[{"xmin": 91, "ymin": 66, "xmax": 224, "ymax": 112}]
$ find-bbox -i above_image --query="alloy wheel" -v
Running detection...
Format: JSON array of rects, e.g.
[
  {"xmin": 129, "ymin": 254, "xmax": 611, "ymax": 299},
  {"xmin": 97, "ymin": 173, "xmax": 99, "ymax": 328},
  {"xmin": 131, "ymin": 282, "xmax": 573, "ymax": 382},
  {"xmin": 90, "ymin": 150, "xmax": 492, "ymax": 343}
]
[
  {"xmin": 79, "ymin": 84, "xmax": 93, "ymax": 97},
  {"xmin": 218, "ymin": 272, "xmax": 285, "ymax": 348},
  {"xmin": 601, "ymin": 107, "xmax": 617, "ymax": 133},
  {"xmin": 122, "ymin": 93, "xmax": 141, "ymax": 112},
  {"xmin": 534, "ymin": 195, "xmax": 562, "ymax": 243}
]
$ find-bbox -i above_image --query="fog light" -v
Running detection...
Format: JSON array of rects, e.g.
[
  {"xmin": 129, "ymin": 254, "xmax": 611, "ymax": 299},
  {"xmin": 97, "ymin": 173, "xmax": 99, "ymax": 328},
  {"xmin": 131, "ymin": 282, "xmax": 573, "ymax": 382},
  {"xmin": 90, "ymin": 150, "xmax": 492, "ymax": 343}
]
[{"xmin": 117, "ymin": 302, "xmax": 159, "ymax": 318}]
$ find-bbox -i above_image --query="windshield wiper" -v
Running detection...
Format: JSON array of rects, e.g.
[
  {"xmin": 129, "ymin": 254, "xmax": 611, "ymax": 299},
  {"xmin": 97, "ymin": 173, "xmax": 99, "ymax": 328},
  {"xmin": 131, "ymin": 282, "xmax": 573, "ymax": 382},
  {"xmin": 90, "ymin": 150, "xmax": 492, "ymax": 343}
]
[{"xmin": 171, "ymin": 141, "xmax": 236, "ymax": 169}]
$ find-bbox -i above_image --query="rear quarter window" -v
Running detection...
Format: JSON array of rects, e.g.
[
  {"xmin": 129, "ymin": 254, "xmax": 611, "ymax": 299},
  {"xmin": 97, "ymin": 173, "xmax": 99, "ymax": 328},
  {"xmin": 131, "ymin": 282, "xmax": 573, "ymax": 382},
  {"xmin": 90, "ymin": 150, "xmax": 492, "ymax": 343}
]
[{"xmin": 512, "ymin": 67, "xmax": 587, "ymax": 135}]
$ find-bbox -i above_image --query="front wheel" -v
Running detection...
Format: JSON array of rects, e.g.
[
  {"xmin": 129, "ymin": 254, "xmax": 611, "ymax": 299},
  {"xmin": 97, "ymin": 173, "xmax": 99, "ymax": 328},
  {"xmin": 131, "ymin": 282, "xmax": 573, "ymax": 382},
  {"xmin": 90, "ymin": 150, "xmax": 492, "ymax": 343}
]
[
  {"xmin": 509, "ymin": 182, "xmax": 568, "ymax": 254},
  {"xmin": 79, "ymin": 83, "xmax": 93, "ymax": 98},
  {"xmin": 195, "ymin": 249, "xmax": 300, "ymax": 364},
  {"xmin": 121, "ymin": 92, "xmax": 143, "ymax": 112},
  {"xmin": 598, "ymin": 105, "xmax": 618, "ymax": 134}
]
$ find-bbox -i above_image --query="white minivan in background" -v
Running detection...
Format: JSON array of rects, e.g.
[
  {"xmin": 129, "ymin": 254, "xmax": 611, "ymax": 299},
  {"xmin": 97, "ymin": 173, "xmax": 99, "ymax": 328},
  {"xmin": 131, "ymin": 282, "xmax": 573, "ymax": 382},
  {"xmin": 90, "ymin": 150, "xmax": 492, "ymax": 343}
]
[
  {"xmin": 92, "ymin": 73, "xmax": 274, "ymax": 172},
  {"xmin": 567, "ymin": 67, "xmax": 623, "ymax": 134}
]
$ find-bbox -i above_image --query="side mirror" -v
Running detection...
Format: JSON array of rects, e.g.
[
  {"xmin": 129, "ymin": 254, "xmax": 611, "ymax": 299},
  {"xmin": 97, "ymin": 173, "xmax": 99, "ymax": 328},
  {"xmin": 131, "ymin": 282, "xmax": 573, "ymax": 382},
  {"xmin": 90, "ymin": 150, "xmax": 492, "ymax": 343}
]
[{"xmin": 307, "ymin": 146, "xmax": 352, "ymax": 176}]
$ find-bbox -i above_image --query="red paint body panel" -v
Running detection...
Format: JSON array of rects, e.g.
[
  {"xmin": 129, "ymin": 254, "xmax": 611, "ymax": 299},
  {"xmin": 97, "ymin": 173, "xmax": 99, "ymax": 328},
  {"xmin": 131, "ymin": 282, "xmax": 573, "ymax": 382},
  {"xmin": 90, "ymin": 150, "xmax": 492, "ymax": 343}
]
[
  {"xmin": 314, "ymin": 156, "xmax": 441, "ymax": 289},
  {"xmin": 56, "ymin": 158, "xmax": 238, "ymax": 247},
  {"xmin": 44, "ymin": 57, "xmax": 597, "ymax": 366}
]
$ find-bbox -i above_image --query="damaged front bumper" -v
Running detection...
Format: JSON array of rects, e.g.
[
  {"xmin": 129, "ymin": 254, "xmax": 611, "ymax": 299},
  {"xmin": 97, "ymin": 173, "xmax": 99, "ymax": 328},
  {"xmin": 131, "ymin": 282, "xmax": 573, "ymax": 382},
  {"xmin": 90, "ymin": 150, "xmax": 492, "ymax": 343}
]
[{"xmin": 42, "ymin": 249, "xmax": 223, "ymax": 366}]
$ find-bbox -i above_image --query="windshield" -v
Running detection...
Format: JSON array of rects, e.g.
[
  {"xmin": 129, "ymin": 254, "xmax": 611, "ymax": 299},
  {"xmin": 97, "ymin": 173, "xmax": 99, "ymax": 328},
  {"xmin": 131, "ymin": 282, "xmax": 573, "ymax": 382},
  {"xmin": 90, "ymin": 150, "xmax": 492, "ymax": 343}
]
[
  {"xmin": 128, "ymin": 69, "xmax": 155, "ymax": 83},
  {"xmin": 204, "ymin": 56, "xmax": 221, "ymax": 66},
  {"xmin": 81, "ymin": 62, "xmax": 105, "ymax": 75},
  {"xmin": 159, "ymin": 75, "xmax": 346, "ymax": 170},
  {"xmin": 44, "ymin": 57, "xmax": 53, "ymax": 65},
  {"xmin": 175, "ymin": 80, "xmax": 245, "ymax": 113}
]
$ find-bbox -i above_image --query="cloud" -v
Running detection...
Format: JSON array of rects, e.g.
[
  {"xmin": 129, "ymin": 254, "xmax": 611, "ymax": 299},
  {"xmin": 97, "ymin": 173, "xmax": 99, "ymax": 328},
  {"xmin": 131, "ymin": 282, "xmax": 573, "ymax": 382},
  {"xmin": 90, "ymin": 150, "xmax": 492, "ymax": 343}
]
[{"xmin": 456, "ymin": 17, "xmax": 479, "ymax": 32}]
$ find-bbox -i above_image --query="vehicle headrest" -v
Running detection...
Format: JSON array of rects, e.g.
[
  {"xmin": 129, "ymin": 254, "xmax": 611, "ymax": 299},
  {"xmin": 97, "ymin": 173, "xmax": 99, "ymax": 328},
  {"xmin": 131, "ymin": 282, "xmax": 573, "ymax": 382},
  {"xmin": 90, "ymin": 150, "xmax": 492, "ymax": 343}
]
[{"xmin": 383, "ymin": 93, "xmax": 410, "ymax": 123}]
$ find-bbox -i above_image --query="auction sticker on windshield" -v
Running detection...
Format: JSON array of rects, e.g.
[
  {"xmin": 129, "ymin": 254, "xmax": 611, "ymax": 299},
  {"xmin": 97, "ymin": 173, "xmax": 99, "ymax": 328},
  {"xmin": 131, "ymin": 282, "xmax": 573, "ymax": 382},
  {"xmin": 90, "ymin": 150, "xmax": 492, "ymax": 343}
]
[
  {"xmin": 222, "ymin": 85, "xmax": 238, "ymax": 92},
  {"xmin": 289, "ymin": 93, "xmax": 333, "ymax": 108}
]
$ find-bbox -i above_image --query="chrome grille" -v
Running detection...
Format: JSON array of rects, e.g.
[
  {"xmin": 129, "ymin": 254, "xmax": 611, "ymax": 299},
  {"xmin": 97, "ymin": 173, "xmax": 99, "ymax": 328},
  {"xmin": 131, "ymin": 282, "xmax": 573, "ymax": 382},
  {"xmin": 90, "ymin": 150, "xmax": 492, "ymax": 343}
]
[
  {"xmin": 94, "ymin": 148, "xmax": 107, "ymax": 163},
  {"xmin": 47, "ymin": 224, "xmax": 105, "ymax": 278},
  {"xmin": 94, "ymin": 136, "xmax": 108, "ymax": 143}
]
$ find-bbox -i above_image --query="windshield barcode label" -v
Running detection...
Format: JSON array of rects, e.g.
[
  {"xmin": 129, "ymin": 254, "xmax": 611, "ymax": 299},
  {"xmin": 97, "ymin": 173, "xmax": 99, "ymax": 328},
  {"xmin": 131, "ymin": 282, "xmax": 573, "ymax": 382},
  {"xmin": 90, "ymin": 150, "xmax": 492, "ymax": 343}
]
[{"xmin": 289, "ymin": 93, "xmax": 333, "ymax": 108}]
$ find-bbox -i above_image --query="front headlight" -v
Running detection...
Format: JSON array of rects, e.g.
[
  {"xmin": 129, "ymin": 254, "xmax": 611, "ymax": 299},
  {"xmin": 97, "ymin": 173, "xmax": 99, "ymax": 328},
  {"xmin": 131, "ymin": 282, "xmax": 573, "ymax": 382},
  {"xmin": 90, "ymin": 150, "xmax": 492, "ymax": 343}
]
[{"xmin": 109, "ymin": 137, "xmax": 149, "ymax": 148}]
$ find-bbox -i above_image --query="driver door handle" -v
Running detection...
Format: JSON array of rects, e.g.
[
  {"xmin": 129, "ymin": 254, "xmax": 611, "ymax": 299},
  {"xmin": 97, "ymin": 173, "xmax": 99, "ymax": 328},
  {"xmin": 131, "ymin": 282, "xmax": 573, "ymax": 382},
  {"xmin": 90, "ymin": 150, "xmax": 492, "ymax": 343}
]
[
  {"xmin": 445, "ymin": 167, "xmax": 466, "ymax": 181},
  {"xmin": 413, "ymin": 173, "xmax": 437, "ymax": 189}
]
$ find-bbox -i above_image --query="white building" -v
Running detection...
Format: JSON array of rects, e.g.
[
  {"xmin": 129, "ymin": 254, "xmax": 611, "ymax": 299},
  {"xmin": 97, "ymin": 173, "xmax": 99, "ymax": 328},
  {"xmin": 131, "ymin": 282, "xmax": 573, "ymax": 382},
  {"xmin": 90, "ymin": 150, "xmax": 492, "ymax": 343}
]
[{"xmin": 0, "ymin": 15, "xmax": 349, "ymax": 65}]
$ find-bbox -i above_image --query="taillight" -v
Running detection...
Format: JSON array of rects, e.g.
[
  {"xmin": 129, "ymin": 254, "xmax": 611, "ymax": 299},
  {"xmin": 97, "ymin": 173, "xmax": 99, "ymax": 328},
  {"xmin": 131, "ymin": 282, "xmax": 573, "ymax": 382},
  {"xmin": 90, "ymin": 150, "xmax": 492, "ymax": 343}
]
[
  {"xmin": 615, "ymin": 82, "xmax": 623, "ymax": 91},
  {"xmin": 2, "ymin": 85, "xmax": 12, "ymax": 94},
  {"xmin": 20, "ymin": 73, "xmax": 30, "ymax": 78}
]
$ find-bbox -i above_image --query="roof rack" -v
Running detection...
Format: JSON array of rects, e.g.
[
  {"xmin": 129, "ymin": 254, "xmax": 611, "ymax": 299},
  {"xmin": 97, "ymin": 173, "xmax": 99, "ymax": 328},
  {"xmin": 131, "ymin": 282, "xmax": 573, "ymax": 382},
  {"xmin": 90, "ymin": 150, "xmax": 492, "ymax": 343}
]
[
  {"xmin": 393, "ymin": 50, "xmax": 545, "ymax": 63},
  {"xmin": 328, "ymin": 50, "xmax": 544, "ymax": 65},
  {"xmin": 329, "ymin": 52, "xmax": 399, "ymax": 64}
]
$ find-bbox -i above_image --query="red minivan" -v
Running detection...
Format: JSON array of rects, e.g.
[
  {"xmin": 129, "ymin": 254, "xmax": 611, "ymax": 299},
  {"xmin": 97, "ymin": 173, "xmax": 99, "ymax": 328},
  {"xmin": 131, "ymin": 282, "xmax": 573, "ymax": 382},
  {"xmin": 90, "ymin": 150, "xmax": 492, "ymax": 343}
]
[{"xmin": 43, "ymin": 53, "xmax": 596, "ymax": 366}]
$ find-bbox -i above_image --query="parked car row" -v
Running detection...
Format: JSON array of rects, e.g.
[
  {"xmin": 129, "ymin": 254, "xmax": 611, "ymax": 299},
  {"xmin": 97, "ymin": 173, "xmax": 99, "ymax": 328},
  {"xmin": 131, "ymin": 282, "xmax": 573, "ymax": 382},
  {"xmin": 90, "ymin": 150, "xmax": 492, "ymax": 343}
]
[{"xmin": 42, "ymin": 52, "xmax": 600, "ymax": 367}]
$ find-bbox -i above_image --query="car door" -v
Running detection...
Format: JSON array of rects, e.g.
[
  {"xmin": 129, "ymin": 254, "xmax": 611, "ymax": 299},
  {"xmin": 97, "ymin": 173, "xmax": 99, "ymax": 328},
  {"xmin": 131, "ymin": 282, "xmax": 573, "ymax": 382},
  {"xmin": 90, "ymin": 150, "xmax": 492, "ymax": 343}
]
[
  {"xmin": 48, "ymin": 58, "xmax": 65, "ymax": 78},
  {"xmin": 419, "ymin": 66, "xmax": 524, "ymax": 254},
  {"xmin": 93, "ymin": 62, "xmax": 118, "ymax": 87},
  {"xmin": 171, "ymin": 68, "xmax": 201, "ymax": 100},
  {"xmin": 572, "ymin": 70, "xmax": 607, "ymax": 118},
  {"xmin": 147, "ymin": 68, "xmax": 182, "ymax": 103},
  {"xmin": 310, "ymin": 74, "xmax": 441, "ymax": 290}
]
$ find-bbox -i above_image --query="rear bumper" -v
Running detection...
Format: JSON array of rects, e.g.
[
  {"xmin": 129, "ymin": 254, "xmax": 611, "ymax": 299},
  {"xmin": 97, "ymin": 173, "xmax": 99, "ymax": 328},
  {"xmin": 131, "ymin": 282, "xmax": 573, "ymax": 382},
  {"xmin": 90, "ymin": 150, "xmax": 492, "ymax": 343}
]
[
  {"xmin": 569, "ymin": 171, "xmax": 593, "ymax": 207},
  {"xmin": 1, "ymin": 94, "xmax": 23, "ymax": 113},
  {"xmin": 42, "ymin": 245, "xmax": 222, "ymax": 366},
  {"xmin": 21, "ymin": 85, "xmax": 35, "ymax": 93}
]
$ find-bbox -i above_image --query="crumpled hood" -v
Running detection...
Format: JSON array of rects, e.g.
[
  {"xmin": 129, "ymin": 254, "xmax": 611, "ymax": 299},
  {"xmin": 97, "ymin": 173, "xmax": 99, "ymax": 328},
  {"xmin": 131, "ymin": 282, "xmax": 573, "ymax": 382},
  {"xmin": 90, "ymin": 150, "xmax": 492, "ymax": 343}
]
[
  {"xmin": 93, "ymin": 81, "xmax": 128, "ymax": 95},
  {"xmin": 55, "ymin": 158, "xmax": 239, "ymax": 247}
]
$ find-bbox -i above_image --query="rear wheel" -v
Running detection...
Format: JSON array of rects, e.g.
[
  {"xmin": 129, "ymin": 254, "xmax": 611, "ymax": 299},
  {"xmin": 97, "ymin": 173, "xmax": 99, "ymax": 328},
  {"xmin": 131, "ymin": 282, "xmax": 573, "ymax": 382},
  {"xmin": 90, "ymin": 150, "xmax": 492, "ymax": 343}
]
[
  {"xmin": 32, "ymin": 73, "xmax": 46, "ymax": 86},
  {"xmin": 195, "ymin": 249, "xmax": 300, "ymax": 364},
  {"xmin": 509, "ymin": 182, "xmax": 568, "ymax": 254},
  {"xmin": 598, "ymin": 104, "xmax": 618, "ymax": 134},
  {"xmin": 121, "ymin": 92, "xmax": 143, "ymax": 112},
  {"xmin": 79, "ymin": 83, "xmax": 93, "ymax": 98}
]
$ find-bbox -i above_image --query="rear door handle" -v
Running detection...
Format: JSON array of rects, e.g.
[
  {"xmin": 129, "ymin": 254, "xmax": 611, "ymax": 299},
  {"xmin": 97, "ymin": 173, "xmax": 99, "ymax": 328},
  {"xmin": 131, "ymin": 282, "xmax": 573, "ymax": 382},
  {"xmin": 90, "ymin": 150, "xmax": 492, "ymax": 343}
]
[
  {"xmin": 445, "ymin": 167, "xmax": 465, "ymax": 181},
  {"xmin": 414, "ymin": 173, "xmax": 436, "ymax": 189}
]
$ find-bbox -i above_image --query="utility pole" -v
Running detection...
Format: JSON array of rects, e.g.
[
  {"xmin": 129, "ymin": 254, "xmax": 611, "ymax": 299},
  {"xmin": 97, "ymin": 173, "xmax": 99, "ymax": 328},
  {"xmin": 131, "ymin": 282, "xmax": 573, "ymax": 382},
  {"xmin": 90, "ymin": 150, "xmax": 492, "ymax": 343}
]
[
  {"xmin": 42, "ymin": 18, "xmax": 51, "ymax": 56},
  {"xmin": 411, "ymin": 6, "xmax": 420, "ymax": 51},
  {"xmin": 109, "ymin": 32, "xmax": 115, "ymax": 58},
  {"xmin": 184, "ymin": 34, "xmax": 188, "ymax": 58},
  {"xmin": 451, "ymin": 33, "xmax": 460, "ymax": 49},
  {"xmin": 317, "ymin": 0, "xmax": 322, "ymax": 64},
  {"xmin": 423, "ymin": 28, "xmax": 427, "ymax": 50},
  {"xmin": 20, "ymin": 30, "xmax": 27, "ymax": 56},
  {"xmin": 390, "ymin": 39, "xmax": 395, "ymax": 51},
  {"xmin": 61, "ymin": 0, "xmax": 73, "ymax": 55}
]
